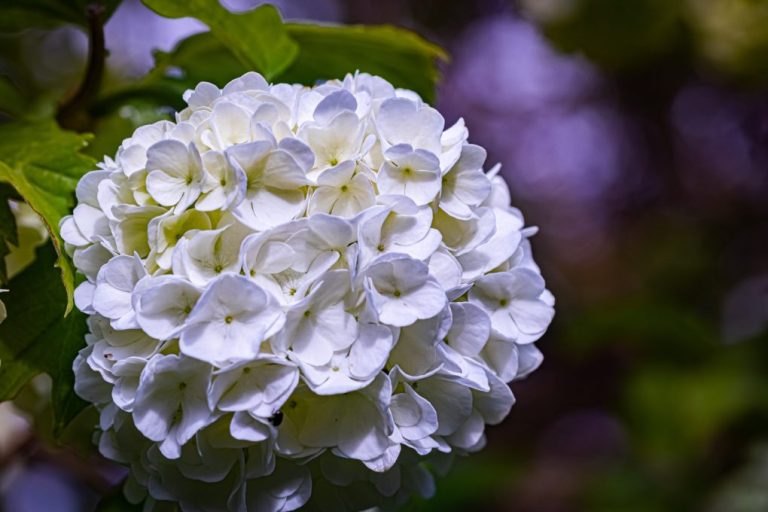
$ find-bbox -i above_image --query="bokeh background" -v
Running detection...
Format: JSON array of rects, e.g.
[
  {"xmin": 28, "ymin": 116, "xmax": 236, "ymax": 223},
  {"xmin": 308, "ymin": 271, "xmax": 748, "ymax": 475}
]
[{"xmin": 2, "ymin": 0, "xmax": 768, "ymax": 511}]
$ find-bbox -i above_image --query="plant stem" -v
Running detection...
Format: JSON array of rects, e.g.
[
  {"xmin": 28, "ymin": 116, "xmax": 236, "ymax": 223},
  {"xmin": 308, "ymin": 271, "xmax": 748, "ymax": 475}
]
[{"xmin": 57, "ymin": 4, "xmax": 107, "ymax": 131}]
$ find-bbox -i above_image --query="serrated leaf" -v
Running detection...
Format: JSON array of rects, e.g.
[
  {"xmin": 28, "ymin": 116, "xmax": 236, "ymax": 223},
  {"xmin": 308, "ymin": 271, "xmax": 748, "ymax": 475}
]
[
  {"xmin": 0, "ymin": 243, "xmax": 89, "ymax": 434},
  {"xmin": 0, "ymin": 120, "xmax": 96, "ymax": 312},
  {"xmin": 141, "ymin": 1, "xmax": 298, "ymax": 80},
  {"xmin": 280, "ymin": 23, "xmax": 448, "ymax": 103},
  {"xmin": 0, "ymin": 0, "xmax": 121, "ymax": 32}
]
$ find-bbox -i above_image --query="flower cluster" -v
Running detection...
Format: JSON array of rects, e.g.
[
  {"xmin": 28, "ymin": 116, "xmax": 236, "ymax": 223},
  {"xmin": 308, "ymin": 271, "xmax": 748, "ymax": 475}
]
[{"xmin": 63, "ymin": 71, "xmax": 554, "ymax": 511}]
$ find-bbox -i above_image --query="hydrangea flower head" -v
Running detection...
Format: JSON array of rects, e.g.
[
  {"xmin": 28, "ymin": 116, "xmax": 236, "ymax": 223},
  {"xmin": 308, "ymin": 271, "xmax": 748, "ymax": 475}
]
[{"xmin": 63, "ymin": 71, "xmax": 554, "ymax": 511}]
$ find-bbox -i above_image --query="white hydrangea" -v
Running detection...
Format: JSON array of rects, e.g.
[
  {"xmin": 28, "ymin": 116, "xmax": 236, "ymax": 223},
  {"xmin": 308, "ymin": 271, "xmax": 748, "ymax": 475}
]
[{"xmin": 63, "ymin": 71, "xmax": 554, "ymax": 511}]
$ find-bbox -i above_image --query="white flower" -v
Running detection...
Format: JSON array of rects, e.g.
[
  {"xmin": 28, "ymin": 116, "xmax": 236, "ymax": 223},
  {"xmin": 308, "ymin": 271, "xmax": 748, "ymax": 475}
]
[
  {"xmin": 68, "ymin": 71, "xmax": 554, "ymax": 512},
  {"xmin": 92, "ymin": 255, "xmax": 146, "ymax": 330},
  {"xmin": 243, "ymin": 461, "xmax": 311, "ymax": 512},
  {"xmin": 469, "ymin": 268, "xmax": 555, "ymax": 344},
  {"xmin": 306, "ymin": 161, "xmax": 376, "ymax": 217},
  {"xmin": 133, "ymin": 275, "xmax": 201, "ymax": 340},
  {"xmin": 387, "ymin": 309, "xmax": 450, "ymax": 380},
  {"xmin": 180, "ymin": 273, "xmax": 285, "ymax": 366},
  {"xmin": 132, "ymin": 354, "xmax": 213, "ymax": 459},
  {"xmin": 298, "ymin": 90, "xmax": 368, "ymax": 174},
  {"xmin": 172, "ymin": 222, "xmax": 249, "ymax": 287},
  {"xmin": 439, "ymin": 144, "xmax": 492, "ymax": 220},
  {"xmin": 288, "ymin": 374, "xmax": 396, "ymax": 465},
  {"xmin": 198, "ymin": 101, "xmax": 252, "ymax": 151},
  {"xmin": 196, "ymin": 150, "xmax": 247, "ymax": 211},
  {"xmin": 209, "ymin": 356, "xmax": 298, "ymax": 416},
  {"xmin": 147, "ymin": 209, "xmax": 211, "ymax": 270},
  {"xmin": 145, "ymin": 140, "xmax": 205, "ymax": 212},
  {"xmin": 227, "ymin": 139, "xmax": 311, "ymax": 230},
  {"xmin": 357, "ymin": 196, "xmax": 441, "ymax": 267},
  {"xmin": 272, "ymin": 270, "xmax": 356, "ymax": 366},
  {"xmin": 390, "ymin": 378, "xmax": 440, "ymax": 454},
  {"xmin": 378, "ymin": 144, "xmax": 442, "ymax": 206},
  {"xmin": 296, "ymin": 321, "xmax": 395, "ymax": 396},
  {"xmin": 364, "ymin": 254, "xmax": 447, "ymax": 327},
  {"xmin": 376, "ymin": 97, "xmax": 444, "ymax": 155}
]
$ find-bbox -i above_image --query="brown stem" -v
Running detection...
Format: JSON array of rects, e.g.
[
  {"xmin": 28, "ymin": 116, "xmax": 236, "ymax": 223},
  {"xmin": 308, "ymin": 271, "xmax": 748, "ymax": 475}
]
[{"xmin": 57, "ymin": 4, "xmax": 107, "ymax": 131}]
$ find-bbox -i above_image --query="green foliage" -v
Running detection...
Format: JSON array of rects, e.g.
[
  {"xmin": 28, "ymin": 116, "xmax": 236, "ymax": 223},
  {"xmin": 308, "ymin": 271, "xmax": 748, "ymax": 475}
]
[
  {"xmin": 141, "ymin": 1, "xmax": 298, "ymax": 80},
  {"xmin": 0, "ymin": 76, "xmax": 28, "ymax": 118},
  {"xmin": 527, "ymin": 0, "xmax": 683, "ymax": 70},
  {"xmin": 94, "ymin": 32, "xmax": 245, "ymax": 114},
  {"xmin": 279, "ymin": 23, "xmax": 447, "ymax": 103},
  {"xmin": 0, "ymin": 0, "xmax": 121, "ymax": 32},
  {"xmin": 96, "ymin": 20, "xmax": 446, "ymax": 115},
  {"xmin": 0, "ymin": 183, "xmax": 20, "ymax": 283},
  {"xmin": 0, "ymin": 244, "xmax": 89, "ymax": 435},
  {"xmin": 0, "ymin": 120, "xmax": 95, "ymax": 312},
  {"xmin": 625, "ymin": 360, "xmax": 760, "ymax": 468}
]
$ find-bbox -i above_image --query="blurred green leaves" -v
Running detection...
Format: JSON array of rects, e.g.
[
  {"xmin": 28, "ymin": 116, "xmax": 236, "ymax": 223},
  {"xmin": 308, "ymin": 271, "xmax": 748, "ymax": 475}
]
[
  {"xmin": 141, "ymin": 1, "xmax": 298, "ymax": 80},
  {"xmin": 0, "ymin": 244, "xmax": 89, "ymax": 435},
  {"xmin": 98, "ymin": 13, "xmax": 447, "ymax": 115},
  {"xmin": 686, "ymin": 0, "xmax": 768, "ymax": 83},
  {"xmin": 521, "ymin": 0, "xmax": 768, "ymax": 84},
  {"xmin": 0, "ymin": 0, "xmax": 121, "ymax": 32},
  {"xmin": 0, "ymin": 184, "xmax": 20, "ymax": 283},
  {"xmin": 279, "ymin": 23, "xmax": 447, "ymax": 103},
  {"xmin": 524, "ymin": 0, "xmax": 683, "ymax": 70},
  {"xmin": 0, "ymin": 120, "xmax": 96, "ymax": 311}
]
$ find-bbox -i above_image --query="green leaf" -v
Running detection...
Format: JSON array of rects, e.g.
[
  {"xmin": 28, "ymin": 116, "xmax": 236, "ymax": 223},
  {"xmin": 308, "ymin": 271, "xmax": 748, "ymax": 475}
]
[
  {"xmin": 0, "ymin": 243, "xmax": 89, "ymax": 434},
  {"xmin": 141, "ymin": 1, "xmax": 298, "ymax": 80},
  {"xmin": 0, "ymin": 183, "xmax": 20, "ymax": 284},
  {"xmin": 0, "ymin": 120, "xmax": 96, "ymax": 312},
  {"xmin": 92, "ymin": 32, "xmax": 246, "ymax": 116},
  {"xmin": 0, "ymin": 76, "xmax": 28, "ymax": 118},
  {"xmin": 279, "ymin": 23, "xmax": 448, "ymax": 103},
  {"xmin": 0, "ymin": 0, "xmax": 121, "ymax": 32},
  {"xmin": 94, "ymin": 21, "xmax": 448, "ymax": 118}
]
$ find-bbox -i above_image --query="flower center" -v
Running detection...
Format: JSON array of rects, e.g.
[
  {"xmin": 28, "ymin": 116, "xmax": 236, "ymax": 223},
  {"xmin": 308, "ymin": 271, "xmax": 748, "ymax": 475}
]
[{"xmin": 225, "ymin": 315, "xmax": 234, "ymax": 324}]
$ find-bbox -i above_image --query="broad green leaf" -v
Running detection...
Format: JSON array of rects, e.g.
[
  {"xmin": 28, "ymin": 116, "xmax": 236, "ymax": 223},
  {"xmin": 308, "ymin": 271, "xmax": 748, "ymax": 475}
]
[
  {"xmin": 280, "ymin": 23, "xmax": 448, "ymax": 103},
  {"xmin": 0, "ymin": 183, "xmax": 20, "ymax": 283},
  {"xmin": 0, "ymin": 243, "xmax": 89, "ymax": 434},
  {"xmin": 0, "ymin": 0, "xmax": 121, "ymax": 32},
  {"xmin": 0, "ymin": 120, "xmax": 96, "ymax": 312},
  {"xmin": 141, "ymin": 1, "xmax": 298, "ymax": 80},
  {"xmin": 95, "ymin": 21, "xmax": 448, "ymax": 117}
]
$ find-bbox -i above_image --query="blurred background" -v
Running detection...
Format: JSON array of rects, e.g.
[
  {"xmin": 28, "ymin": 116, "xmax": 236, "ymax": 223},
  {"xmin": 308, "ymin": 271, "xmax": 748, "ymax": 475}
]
[{"xmin": 2, "ymin": 0, "xmax": 768, "ymax": 510}]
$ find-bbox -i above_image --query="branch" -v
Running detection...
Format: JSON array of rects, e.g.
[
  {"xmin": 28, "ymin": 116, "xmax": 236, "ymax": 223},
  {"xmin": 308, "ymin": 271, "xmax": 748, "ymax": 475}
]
[{"xmin": 57, "ymin": 4, "xmax": 107, "ymax": 131}]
